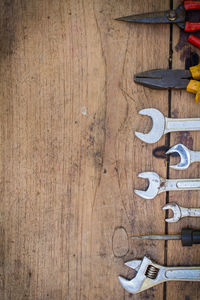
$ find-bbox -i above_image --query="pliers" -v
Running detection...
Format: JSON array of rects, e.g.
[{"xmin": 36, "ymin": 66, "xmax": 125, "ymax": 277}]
[
  {"xmin": 116, "ymin": 1, "xmax": 200, "ymax": 48},
  {"xmin": 134, "ymin": 63, "xmax": 200, "ymax": 103}
]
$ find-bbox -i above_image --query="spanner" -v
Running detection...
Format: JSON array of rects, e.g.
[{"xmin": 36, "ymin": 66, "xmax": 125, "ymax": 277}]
[
  {"xmin": 134, "ymin": 172, "xmax": 200, "ymax": 199},
  {"xmin": 166, "ymin": 143, "xmax": 200, "ymax": 170},
  {"xmin": 162, "ymin": 202, "xmax": 200, "ymax": 223},
  {"xmin": 135, "ymin": 108, "xmax": 200, "ymax": 144},
  {"xmin": 119, "ymin": 256, "xmax": 200, "ymax": 294}
]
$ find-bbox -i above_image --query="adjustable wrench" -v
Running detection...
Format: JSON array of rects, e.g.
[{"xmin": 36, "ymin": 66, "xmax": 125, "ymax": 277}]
[
  {"xmin": 163, "ymin": 202, "xmax": 200, "ymax": 223},
  {"xmin": 134, "ymin": 172, "xmax": 200, "ymax": 199},
  {"xmin": 119, "ymin": 256, "xmax": 200, "ymax": 294},
  {"xmin": 135, "ymin": 108, "xmax": 200, "ymax": 144},
  {"xmin": 166, "ymin": 144, "xmax": 200, "ymax": 170}
]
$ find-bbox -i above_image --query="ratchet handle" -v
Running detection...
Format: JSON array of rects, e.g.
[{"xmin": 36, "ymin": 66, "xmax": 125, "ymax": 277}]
[
  {"xmin": 188, "ymin": 35, "xmax": 200, "ymax": 49},
  {"xmin": 165, "ymin": 267, "xmax": 200, "ymax": 281},
  {"xmin": 184, "ymin": 1, "xmax": 200, "ymax": 11},
  {"xmin": 185, "ymin": 22, "xmax": 200, "ymax": 32}
]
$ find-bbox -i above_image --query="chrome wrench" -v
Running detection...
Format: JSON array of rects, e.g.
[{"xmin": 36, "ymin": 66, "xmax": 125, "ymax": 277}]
[
  {"xmin": 135, "ymin": 108, "xmax": 200, "ymax": 144},
  {"xmin": 162, "ymin": 202, "xmax": 200, "ymax": 223},
  {"xmin": 134, "ymin": 172, "xmax": 200, "ymax": 199},
  {"xmin": 119, "ymin": 256, "xmax": 200, "ymax": 294},
  {"xmin": 166, "ymin": 144, "xmax": 200, "ymax": 170}
]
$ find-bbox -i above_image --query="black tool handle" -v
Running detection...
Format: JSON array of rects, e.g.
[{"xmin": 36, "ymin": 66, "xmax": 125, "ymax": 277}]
[{"xmin": 181, "ymin": 228, "xmax": 200, "ymax": 246}]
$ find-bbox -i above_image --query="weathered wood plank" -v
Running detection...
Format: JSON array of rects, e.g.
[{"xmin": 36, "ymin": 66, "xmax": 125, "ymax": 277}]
[{"xmin": 0, "ymin": 0, "xmax": 173, "ymax": 299}]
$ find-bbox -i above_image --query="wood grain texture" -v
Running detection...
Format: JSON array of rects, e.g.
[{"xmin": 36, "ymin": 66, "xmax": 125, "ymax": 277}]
[{"xmin": 0, "ymin": 0, "xmax": 199, "ymax": 299}]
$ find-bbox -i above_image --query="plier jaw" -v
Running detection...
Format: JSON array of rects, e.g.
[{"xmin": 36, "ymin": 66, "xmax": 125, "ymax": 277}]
[
  {"xmin": 115, "ymin": 4, "xmax": 185, "ymax": 27},
  {"xmin": 134, "ymin": 69, "xmax": 191, "ymax": 90},
  {"xmin": 115, "ymin": 2, "xmax": 200, "ymax": 48},
  {"xmin": 134, "ymin": 65, "xmax": 200, "ymax": 103}
]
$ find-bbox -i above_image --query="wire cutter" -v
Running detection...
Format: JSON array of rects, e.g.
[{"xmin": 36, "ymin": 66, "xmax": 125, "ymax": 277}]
[
  {"xmin": 116, "ymin": 1, "xmax": 200, "ymax": 48},
  {"xmin": 134, "ymin": 63, "xmax": 200, "ymax": 103}
]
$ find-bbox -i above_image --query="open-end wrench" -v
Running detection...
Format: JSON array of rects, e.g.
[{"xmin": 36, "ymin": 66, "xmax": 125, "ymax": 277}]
[
  {"xmin": 119, "ymin": 256, "xmax": 200, "ymax": 294},
  {"xmin": 135, "ymin": 108, "xmax": 200, "ymax": 144},
  {"xmin": 166, "ymin": 144, "xmax": 200, "ymax": 170},
  {"xmin": 134, "ymin": 172, "xmax": 200, "ymax": 199},
  {"xmin": 162, "ymin": 202, "xmax": 200, "ymax": 223}
]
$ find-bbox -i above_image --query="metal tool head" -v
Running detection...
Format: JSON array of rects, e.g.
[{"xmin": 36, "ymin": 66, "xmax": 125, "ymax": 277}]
[
  {"xmin": 134, "ymin": 172, "xmax": 161, "ymax": 199},
  {"xmin": 115, "ymin": 4, "xmax": 185, "ymax": 29},
  {"xmin": 119, "ymin": 256, "xmax": 161, "ymax": 294},
  {"xmin": 135, "ymin": 108, "xmax": 165, "ymax": 144},
  {"xmin": 166, "ymin": 144, "xmax": 190, "ymax": 170},
  {"xmin": 162, "ymin": 202, "xmax": 182, "ymax": 223},
  {"xmin": 134, "ymin": 69, "xmax": 191, "ymax": 90}
]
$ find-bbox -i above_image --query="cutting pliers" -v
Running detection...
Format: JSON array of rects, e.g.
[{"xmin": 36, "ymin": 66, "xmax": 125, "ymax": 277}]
[
  {"xmin": 134, "ymin": 63, "xmax": 200, "ymax": 103},
  {"xmin": 116, "ymin": 1, "xmax": 200, "ymax": 48}
]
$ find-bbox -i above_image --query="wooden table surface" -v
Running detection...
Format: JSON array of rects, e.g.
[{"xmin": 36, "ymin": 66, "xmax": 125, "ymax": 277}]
[{"xmin": 1, "ymin": 0, "xmax": 200, "ymax": 299}]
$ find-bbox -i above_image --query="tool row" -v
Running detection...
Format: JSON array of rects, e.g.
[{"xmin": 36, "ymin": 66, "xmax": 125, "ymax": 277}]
[
  {"xmin": 118, "ymin": 109, "xmax": 200, "ymax": 292},
  {"xmin": 118, "ymin": 82, "xmax": 200, "ymax": 290},
  {"xmin": 133, "ymin": 107, "xmax": 200, "ymax": 198},
  {"xmin": 119, "ymin": 107, "xmax": 200, "ymax": 293},
  {"xmin": 115, "ymin": 1, "xmax": 200, "ymax": 296}
]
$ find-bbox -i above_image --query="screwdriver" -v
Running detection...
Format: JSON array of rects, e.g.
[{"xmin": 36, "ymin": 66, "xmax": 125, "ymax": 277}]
[{"xmin": 131, "ymin": 228, "xmax": 200, "ymax": 247}]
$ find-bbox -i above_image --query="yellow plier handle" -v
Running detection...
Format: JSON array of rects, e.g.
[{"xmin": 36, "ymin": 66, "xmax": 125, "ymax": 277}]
[
  {"xmin": 190, "ymin": 63, "xmax": 200, "ymax": 80},
  {"xmin": 187, "ymin": 80, "xmax": 200, "ymax": 103},
  {"xmin": 187, "ymin": 64, "xmax": 200, "ymax": 103}
]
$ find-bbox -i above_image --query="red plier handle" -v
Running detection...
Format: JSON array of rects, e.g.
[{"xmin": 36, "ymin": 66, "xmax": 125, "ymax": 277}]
[
  {"xmin": 182, "ymin": 1, "xmax": 200, "ymax": 31},
  {"xmin": 184, "ymin": 0, "xmax": 200, "ymax": 31},
  {"xmin": 184, "ymin": 1, "xmax": 200, "ymax": 10},
  {"xmin": 185, "ymin": 22, "xmax": 200, "ymax": 32},
  {"xmin": 182, "ymin": 1, "xmax": 200, "ymax": 48},
  {"xmin": 188, "ymin": 35, "xmax": 200, "ymax": 48}
]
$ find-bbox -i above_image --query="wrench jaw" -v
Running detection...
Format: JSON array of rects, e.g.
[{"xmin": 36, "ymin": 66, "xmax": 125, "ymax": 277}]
[
  {"xmin": 125, "ymin": 260, "xmax": 142, "ymax": 271},
  {"xmin": 166, "ymin": 144, "xmax": 190, "ymax": 170},
  {"xmin": 119, "ymin": 257, "xmax": 164, "ymax": 294},
  {"xmin": 162, "ymin": 202, "xmax": 181, "ymax": 223},
  {"xmin": 135, "ymin": 108, "xmax": 165, "ymax": 144},
  {"xmin": 134, "ymin": 172, "xmax": 161, "ymax": 200},
  {"xmin": 118, "ymin": 276, "xmax": 143, "ymax": 294},
  {"xmin": 118, "ymin": 259, "xmax": 144, "ymax": 294}
]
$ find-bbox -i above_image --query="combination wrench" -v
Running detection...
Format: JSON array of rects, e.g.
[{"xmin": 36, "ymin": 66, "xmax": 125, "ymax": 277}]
[
  {"xmin": 134, "ymin": 172, "xmax": 200, "ymax": 199},
  {"xmin": 162, "ymin": 202, "xmax": 200, "ymax": 223},
  {"xmin": 135, "ymin": 108, "xmax": 200, "ymax": 144},
  {"xmin": 166, "ymin": 143, "xmax": 200, "ymax": 170}
]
